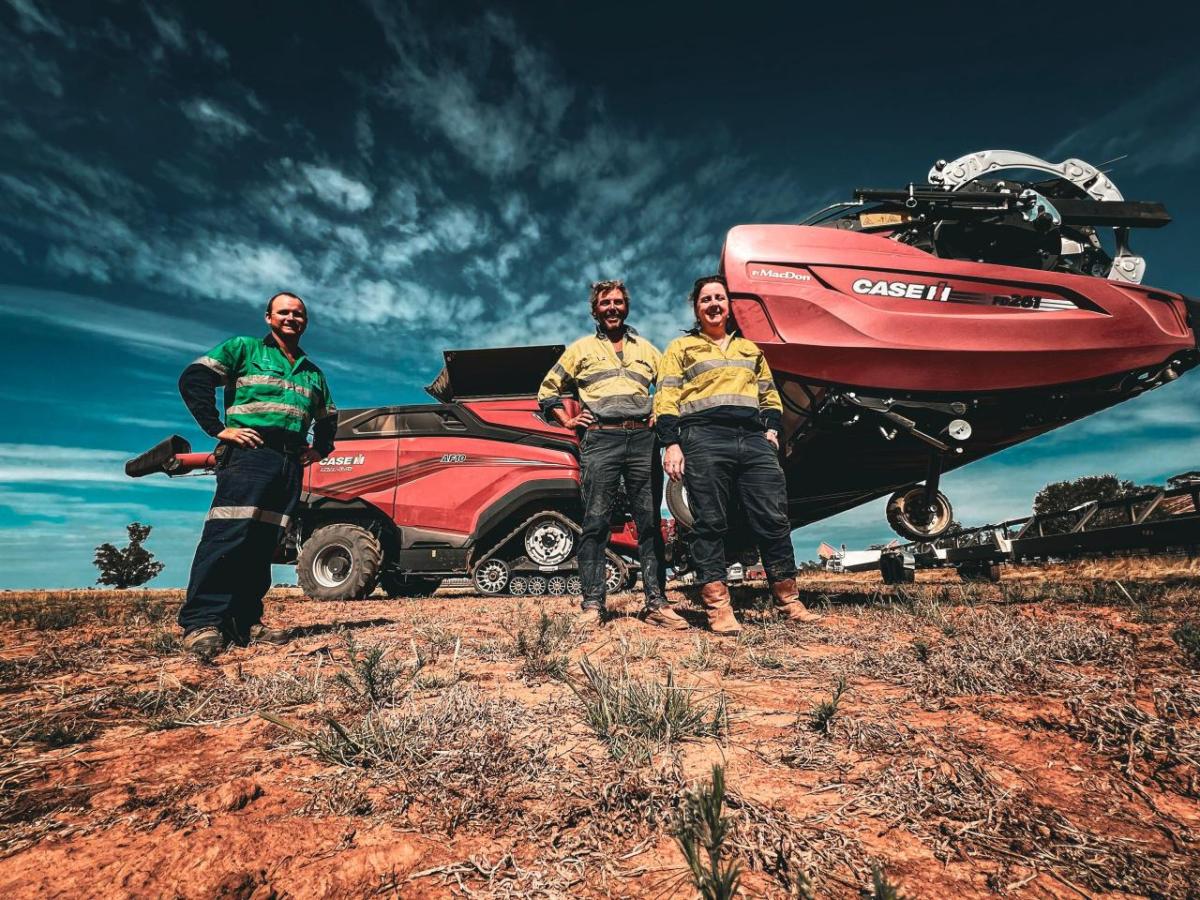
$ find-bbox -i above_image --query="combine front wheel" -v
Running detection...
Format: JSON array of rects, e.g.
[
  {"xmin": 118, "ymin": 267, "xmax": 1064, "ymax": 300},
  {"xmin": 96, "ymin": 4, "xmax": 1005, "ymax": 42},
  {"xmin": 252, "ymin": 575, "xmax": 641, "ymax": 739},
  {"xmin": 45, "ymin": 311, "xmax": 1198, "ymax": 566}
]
[
  {"xmin": 297, "ymin": 524, "xmax": 383, "ymax": 600},
  {"xmin": 886, "ymin": 487, "xmax": 954, "ymax": 541}
]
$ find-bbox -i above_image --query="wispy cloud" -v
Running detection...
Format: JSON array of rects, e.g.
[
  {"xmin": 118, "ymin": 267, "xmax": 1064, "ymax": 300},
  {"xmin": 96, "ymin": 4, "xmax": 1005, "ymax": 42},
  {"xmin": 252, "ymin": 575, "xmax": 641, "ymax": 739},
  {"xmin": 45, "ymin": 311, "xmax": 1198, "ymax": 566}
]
[
  {"xmin": 5, "ymin": 0, "xmax": 71, "ymax": 43},
  {"xmin": 299, "ymin": 164, "xmax": 373, "ymax": 212},
  {"xmin": 1047, "ymin": 64, "xmax": 1200, "ymax": 174},
  {"xmin": 0, "ymin": 442, "xmax": 210, "ymax": 487},
  {"xmin": 180, "ymin": 97, "xmax": 254, "ymax": 141}
]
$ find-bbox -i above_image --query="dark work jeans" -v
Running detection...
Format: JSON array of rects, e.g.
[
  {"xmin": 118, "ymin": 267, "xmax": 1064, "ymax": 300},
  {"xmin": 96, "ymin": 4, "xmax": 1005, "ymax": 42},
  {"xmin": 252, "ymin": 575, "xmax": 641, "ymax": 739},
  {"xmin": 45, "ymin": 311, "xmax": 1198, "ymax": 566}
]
[
  {"xmin": 681, "ymin": 422, "xmax": 797, "ymax": 586},
  {"xmin": 178, "ymin": 445, "xmax": 302, "ymax": 637},
  {"xmin": 577, "ymin": 428, "xmax": 667, "ymax": 611}
]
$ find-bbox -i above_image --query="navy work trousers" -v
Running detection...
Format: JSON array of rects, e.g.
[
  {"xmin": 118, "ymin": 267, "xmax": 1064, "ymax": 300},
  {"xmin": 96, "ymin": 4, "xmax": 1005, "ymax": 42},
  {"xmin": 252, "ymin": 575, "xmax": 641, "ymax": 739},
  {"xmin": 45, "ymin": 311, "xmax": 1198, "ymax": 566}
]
[
  {"xmin": 681, "ymin": 422, "xmax": 797, "ymax": 586},
  {"xmin": 178, "ymin": 445, "xmax": 302, "ymax": 636},
  {"xmin": 577, "ymin": 428, "xmax": 667, "ymax": 610}
]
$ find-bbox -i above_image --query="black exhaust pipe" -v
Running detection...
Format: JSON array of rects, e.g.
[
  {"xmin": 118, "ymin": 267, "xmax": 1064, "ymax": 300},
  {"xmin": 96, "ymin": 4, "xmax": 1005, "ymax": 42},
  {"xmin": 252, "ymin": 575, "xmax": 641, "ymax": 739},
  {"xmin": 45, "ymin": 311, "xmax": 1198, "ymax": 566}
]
[{"xmin": 125, "ymin": 435, "xmax": 192, "ymax": 478}]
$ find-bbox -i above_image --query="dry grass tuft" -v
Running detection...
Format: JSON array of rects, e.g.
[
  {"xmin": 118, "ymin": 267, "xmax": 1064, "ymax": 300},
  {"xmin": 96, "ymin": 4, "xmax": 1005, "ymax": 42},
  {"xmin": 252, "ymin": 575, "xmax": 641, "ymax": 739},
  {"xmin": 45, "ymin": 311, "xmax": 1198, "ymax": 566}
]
[
  {"xmin": 266, "ymin": 686, "xmax": 549, "ymax": 834},
  {"xmin": 571, "ymin": 655, "xmax": 728, "ymax": 762}
]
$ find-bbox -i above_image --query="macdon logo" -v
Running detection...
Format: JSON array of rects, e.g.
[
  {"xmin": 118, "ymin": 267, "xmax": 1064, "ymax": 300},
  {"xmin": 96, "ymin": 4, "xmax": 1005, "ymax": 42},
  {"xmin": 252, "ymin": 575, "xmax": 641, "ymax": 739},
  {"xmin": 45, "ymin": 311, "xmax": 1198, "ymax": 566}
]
[
  {"xmin": 750, "ymin": 266, "xmax": 812, "ymax": 281},
  {"xmin": 319, "ymin": 453, "xmax": 366, "ymax": 472}
]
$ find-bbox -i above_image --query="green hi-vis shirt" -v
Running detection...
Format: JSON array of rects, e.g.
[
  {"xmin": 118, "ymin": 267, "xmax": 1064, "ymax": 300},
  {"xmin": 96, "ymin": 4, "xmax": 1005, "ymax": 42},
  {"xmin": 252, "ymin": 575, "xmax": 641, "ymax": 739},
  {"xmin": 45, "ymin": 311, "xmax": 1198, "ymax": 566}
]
[{"xmin": 194, "ymin": 335, "xmax": 336, "ymax": 437}]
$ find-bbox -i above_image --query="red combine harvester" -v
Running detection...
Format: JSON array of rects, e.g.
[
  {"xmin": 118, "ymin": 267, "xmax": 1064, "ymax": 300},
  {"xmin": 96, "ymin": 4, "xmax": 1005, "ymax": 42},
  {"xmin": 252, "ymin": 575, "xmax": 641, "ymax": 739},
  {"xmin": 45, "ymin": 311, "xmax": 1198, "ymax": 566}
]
[
  {"xmin": 130, "ymin": 150, "xmax": 1199, "ymax": 596},
  {"xmin": 128, "ymin": 345, "xmax": 662, "ymax": 600}
]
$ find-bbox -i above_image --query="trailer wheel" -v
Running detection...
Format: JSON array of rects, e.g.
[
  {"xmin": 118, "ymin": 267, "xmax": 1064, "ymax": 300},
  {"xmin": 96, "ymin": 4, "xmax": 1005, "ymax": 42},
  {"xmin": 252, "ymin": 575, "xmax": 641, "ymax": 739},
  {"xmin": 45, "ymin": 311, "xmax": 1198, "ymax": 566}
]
[
  {"xmin": 886, "ymin": 487, "xmax": 954, "ymax": 541},
  {"xmin": 664, "ymin": 479, "xmax": 694, "ymax": 529},
  {"xmin": 879, "ymin": 554, "xmax": 915, "ymax": 585},
  {"xmin": 379, "ymin": 572, "xmax": 443, "ymax": 598},
  {"xmin": 472, "ymin": 558, "xmax": 510, "ymax": 595},
  {"xmin": 298, "ymin": 524, "xmax": 383, "ymax": 600},
  {"xmin": 958, "ymin": 561, "xmax": 1002, "ymax": 583}
]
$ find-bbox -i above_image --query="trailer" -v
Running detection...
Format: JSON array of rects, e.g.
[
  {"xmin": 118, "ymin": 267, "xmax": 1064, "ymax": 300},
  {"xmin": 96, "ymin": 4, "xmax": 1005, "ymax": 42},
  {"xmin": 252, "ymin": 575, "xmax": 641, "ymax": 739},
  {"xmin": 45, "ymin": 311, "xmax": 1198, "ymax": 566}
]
[{"xmin": 878, "ymin": 478, "xmax": 1200, "ymax": 584}]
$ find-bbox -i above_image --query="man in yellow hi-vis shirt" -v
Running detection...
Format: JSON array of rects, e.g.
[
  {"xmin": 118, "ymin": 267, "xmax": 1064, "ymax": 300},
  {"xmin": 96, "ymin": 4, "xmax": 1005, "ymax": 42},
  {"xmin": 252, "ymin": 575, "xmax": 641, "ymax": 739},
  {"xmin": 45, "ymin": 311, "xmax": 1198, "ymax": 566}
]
[
  {"xmin": 655, "ymin": 275, "xmax": 820, "ymax": 635},
  {"xmin": 538, "ymin": 280, "xmax": 685, "ymax": 629}
]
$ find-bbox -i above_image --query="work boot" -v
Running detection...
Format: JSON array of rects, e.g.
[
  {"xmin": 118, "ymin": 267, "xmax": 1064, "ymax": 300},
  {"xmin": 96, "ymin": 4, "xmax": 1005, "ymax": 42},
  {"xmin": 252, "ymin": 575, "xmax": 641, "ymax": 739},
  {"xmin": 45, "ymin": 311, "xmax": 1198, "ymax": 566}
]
[
  {"xmin": 577, "ymin": 605, "xmax": 603, "ymax": 627},
  {"xmin": 643, "ymin": 603, "xmax": 689, "ymax": 631},
  {"xmin": 182, "ymin": 626, "xmax": 227, "ymax": 661},
  {"xmin": 770, "ymin": 578, "xmax": 822, "ymax": 623},
  {"xmin": 247, "ymin": 623, "xmax": 292, "ymax": 645},
  {"xmin": 700, "ymin": 582, "xmax": 742, "ymax": 636}
]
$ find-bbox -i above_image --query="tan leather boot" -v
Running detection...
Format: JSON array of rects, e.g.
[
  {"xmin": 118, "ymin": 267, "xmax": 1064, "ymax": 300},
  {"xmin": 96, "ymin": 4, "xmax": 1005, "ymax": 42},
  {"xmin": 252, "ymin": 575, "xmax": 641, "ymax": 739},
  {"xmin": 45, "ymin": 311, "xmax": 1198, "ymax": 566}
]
[
  {"xmin": 643, "ymin": 604, "xmax": 689, "ymax": 631},
  {"xmin": 770, "ymin": 578, "xmax": 822, "ymax": 623},
  {"xmin": 700, "ymin": 581, "xmax": 742, "ymax": 636}
]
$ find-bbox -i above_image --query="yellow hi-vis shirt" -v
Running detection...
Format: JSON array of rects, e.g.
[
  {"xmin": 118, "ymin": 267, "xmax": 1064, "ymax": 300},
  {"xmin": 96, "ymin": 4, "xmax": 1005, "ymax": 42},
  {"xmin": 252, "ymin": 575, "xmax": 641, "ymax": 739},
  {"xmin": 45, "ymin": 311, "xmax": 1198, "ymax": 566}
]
[
  {"xmin": 653, "ymin": 331, "xmax": 782, "ymax": 444},
  {"xmin": 538, "ymin": 327, "xmax": 662, "ymax": 421}
]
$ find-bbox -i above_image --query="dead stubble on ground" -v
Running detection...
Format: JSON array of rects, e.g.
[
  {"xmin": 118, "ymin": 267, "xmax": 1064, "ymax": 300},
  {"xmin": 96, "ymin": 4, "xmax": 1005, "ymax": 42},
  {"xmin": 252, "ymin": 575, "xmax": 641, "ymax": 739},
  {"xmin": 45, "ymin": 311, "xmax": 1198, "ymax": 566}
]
[{"xmin": 0, "ymin": 558, "xmax": 1198, "ymax": 898}]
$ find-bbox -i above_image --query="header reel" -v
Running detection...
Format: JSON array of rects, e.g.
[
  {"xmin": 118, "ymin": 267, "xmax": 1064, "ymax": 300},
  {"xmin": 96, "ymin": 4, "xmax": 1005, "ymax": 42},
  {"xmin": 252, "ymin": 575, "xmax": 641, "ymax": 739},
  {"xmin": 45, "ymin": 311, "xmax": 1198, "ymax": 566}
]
[{"xmin": 807, "ymin": 149, "xmax": 1170, "ymax": 284}]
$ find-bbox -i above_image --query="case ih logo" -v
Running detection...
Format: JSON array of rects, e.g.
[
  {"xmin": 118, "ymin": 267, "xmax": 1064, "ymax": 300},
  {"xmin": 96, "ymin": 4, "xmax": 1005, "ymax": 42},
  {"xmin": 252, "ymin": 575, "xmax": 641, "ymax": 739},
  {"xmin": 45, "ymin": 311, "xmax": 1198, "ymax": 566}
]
[
  {"xmin": 853, "ymin": 278, "xmax": 952, "ymax": 301},
  {"xmin": 319, "ymin": 453, "xmax": 366, "ymax": 473},
  {"xmin": 851, "ymin": 278, "xmax": 1077, "ymax": 312}
]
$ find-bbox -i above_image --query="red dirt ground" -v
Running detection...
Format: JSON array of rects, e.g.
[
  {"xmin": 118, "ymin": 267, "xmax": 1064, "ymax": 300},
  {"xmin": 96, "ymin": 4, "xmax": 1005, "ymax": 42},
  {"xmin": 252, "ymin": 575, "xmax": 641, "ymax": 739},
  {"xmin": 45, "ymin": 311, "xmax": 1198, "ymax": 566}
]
[{"xmin": 1, "ymin": 557, "xmax": 1197, "ymax": 898}]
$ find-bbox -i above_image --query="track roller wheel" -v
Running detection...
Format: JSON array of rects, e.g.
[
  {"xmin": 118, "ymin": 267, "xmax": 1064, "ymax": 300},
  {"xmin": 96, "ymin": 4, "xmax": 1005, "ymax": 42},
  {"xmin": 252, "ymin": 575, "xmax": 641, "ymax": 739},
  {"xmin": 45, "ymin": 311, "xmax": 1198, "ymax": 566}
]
[
  {"xmin": 604, "ymin": 554, "xmax": 628, "ymax": 594},
  {"xmin": 472, "ymin": 558, "xmax": 510, "ymax": 595},
  {"xmin": 527, "ymin": 575, "xmax": 548, "ymax": 596},
  {"xmin": 547, "ymin": 575, "xmax": 568, "ymax": 596},
  {"xmin": 508, "ymin": 576, "xmax": 529, "ymax": 596}
]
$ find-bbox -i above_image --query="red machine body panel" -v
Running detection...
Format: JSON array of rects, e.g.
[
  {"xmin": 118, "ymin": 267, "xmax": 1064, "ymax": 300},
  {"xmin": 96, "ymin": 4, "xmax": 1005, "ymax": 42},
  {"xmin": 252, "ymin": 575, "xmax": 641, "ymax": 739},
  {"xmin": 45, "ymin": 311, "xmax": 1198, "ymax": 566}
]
[
  {"xmin": 389, "ymin": 437, "xmax": 576, "ymax": 539},
  {"xmin": 305, "ymin": 437, "xmax": 399, "ymax": 520},
  {"xmin": 725, "ymin": 225, "xmax": 1194, "ymax": 392}
]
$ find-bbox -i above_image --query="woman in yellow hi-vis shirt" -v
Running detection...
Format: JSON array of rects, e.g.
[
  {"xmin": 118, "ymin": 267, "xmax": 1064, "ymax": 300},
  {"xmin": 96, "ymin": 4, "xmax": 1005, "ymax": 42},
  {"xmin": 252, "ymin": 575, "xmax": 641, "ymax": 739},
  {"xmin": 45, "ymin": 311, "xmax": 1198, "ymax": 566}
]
[{"xmin": 654, "ymin": 275, "xmax": 821, "ymax": 635}]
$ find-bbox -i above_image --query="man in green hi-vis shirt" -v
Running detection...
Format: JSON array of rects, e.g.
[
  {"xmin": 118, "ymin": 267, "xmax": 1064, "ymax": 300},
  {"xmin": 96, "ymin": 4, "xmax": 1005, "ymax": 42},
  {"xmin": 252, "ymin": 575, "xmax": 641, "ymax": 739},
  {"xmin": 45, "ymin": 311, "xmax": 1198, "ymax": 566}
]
[{"xmin": 177, "ymin": 291, "xmax": 338, "ymax": 660}]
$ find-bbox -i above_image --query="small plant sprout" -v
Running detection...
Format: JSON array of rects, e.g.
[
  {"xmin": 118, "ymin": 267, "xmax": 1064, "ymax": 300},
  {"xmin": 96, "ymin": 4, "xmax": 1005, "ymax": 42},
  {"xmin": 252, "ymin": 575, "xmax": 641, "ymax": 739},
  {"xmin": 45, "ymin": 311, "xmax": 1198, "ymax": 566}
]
[{"xmin": 674, "ymin": 764, "xmax": 741, "ymax": 900}]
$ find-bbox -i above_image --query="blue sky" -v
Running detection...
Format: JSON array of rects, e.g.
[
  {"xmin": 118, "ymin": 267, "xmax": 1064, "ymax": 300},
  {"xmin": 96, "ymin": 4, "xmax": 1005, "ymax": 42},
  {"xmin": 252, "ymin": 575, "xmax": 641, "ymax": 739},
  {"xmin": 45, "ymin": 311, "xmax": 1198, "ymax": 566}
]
[{"xmin": 1, "ymin": 0, "xmax": 1198, "ymax": 587}]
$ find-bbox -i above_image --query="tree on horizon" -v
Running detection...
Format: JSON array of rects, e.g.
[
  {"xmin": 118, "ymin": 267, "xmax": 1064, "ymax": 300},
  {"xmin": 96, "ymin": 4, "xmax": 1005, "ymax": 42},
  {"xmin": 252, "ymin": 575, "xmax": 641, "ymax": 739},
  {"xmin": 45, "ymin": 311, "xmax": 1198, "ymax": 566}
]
[{"xmin": 93, "ymin": 522, "xmax": 165, "ymax": 589}]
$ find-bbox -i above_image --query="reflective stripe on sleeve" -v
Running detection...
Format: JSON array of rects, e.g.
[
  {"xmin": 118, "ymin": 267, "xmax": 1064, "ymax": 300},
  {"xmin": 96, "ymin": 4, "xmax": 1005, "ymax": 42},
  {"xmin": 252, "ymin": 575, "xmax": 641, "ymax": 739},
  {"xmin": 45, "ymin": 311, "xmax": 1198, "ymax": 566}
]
[
  {"xmin": 206, "ymin": 506, "xmax": 291, "ymax": 527},
  {"xmin": 683, "ymin": 358, "xmax": 757, "ymax": 381},
  {"xmin": 226, "ymin": 401, "xmax": 307, "ymax": 420},
  {"xmin": 236, "ymin": 375, "xmax": 314, "ymax": 398},
  {"xmin": 195, "ymin": 355, "xmax": 229, "ymax": 377},
  {"xmin": 658, "ymin": 375, "xmax": 683, "ymax": 389},
  {"xmin": 551, "ymin": 363, "xmax": 569, "ymax": 380},
  {"xmin": 757, "ymin": 380, "xmax": 775, "ymax": 392},
  {"xmin": 679, "ymin": 393, "xmax": 760, "ymax": 415}
]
